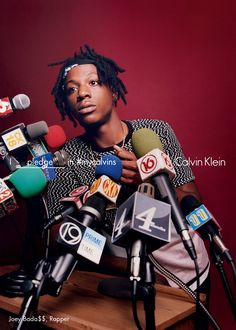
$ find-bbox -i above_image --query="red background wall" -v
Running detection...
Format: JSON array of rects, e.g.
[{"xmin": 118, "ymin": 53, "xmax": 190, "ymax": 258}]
[{"xmin": 0, "ymin": 0, "xmax": 235, "ymax": 328}]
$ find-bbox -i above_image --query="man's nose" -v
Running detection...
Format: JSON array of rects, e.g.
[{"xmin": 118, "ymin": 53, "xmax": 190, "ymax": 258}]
[{"xmin": 77, "ymin": 86, "xmax": 91, "ymax": 101}]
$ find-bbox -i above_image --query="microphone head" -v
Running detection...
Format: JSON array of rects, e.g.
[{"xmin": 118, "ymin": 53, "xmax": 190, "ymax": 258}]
[
  {"xmin": 12, "ymin": 94, "xmax": 30, "ymax": 110},
  {"xmin": 9, "ymin": 165, "xmax": 47, "ymax": 198},
  {"xmin": 131, "ymin": 128, "xmax": 164, "ymax": 158},
  {"xmin": 26, "ymin": 121, "xmax": 49, "ymax": 140},
  {"xmin": 44, "ymin": 125, "xmax": 67, "ymax": 149},
  {"xmin": 180, "ymin": 195, "xmax": 201, "ymax": 216},
  {"xmin": 138, "ymin": 183, "xmax": 155, "ymax": 198},
  {"xmin": 53, "ymin": 150, "xmax": 69, "ymax": 167},
  {"xmin": 95, "ymin": 155, "xmax": 122, "ymax": 181}
]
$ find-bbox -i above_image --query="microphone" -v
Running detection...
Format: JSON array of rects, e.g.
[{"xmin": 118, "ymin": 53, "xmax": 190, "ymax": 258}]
[
  {"xmin": 47, "ymin": 155, "xmax": 123, "ymax": 286},
  {"xmin": 111, "ymin": 182, "xmax": 171, "ymax": 265},
  {"xmin": 57, "ymin": 154, "xmax": 122, "ymax": 244},
  {"xmin": 26, "ymin": 121, "xmax": 49, "ymax": 157},
  {"xmin": 68, "ymin": 185, "xmax": 89, "ymax": 197},
  {"xmin": 44, "ymin": 186, "xmax": 89, "ymax": 230},
  {"xmin": 131, "ymin": 183, "xmax": 168, "ymax": 282},
  {"xmin": 29, "ymin": 124, "xmax": 68, "ymax": 181},
  {"xmin": 58, "ymin": 189, "xmax": 85, "ymax": 216},
  {"xmin": 28, "ymin": 124, "xmax": 67, "ymax": 157},
  {"xmin": 46, "ymin": 154, "xmax": 122, "ymax": 231},
  {"xmin": 1, "ymin": 121, "xmax": 48, "ymax": 154},
  {"xmin": 60, "ymin": 196, "xmax": 82, "ymax": 210},
  {"xmin": 26, "ymin": 121, "xmax": 48, "ymax": 140},
  {"xmin": 32, "ymin": 149, "xmax": 69, "ymax": 181},
  {"xmin": 0, "ymin": 94, "xmax": 30, "ymax": 119},
  {"xmin": 0, "ymin": 179, "xmax": 18, "ymax": 218},
  {"xmin": 4, "ymin": 165, "xmax": 47, "ymax": 199},
  {"xmin": 132, "ymin": 128, "xmax": 197, "ymax": 261},
  {"xmin": 181, "ymin": 195, "xmax": 233, "ymax": 262},
  {"xmin": 52, "ymin": 150, "xmax": 69, "ymax": 167},
  {"xmin": 105, "ymin": 182, "xmax": 170, "ymax": 317},
  {"xmin": 112, "ymin": 182, "xmax": 171, "ymax": 283},
  {"xmin": 0, "ymin": 166, "xmax": 46, "ymax": 218},
  {"xmin": 44, "ymin": 125, "xmax": 67, "ymax": 149},
  {"xmin": 0, "ymin": 142, "xmax": 21, "ymax": 172}
]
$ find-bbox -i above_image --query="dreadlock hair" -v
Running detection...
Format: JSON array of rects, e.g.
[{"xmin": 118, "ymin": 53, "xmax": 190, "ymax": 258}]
[{"xmin": 49, "ymin": 45, "xmax": 128, "ymax": 127}]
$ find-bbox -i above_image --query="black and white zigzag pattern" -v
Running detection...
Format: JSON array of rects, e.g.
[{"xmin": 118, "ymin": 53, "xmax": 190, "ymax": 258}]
[{"xmin": 47, "ymin": 119, "xmax": 194, "ymax": 231}]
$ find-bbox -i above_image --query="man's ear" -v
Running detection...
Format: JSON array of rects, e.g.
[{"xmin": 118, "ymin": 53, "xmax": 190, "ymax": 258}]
[{"xmin": 112, "ymin": 92, "xmax": 118, "ymax": 106}]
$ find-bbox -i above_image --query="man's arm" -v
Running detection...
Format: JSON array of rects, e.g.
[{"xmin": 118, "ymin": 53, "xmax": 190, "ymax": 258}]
[{"xmin": 175, "ymin": 181, "xmax": 201, "ymax": 204}]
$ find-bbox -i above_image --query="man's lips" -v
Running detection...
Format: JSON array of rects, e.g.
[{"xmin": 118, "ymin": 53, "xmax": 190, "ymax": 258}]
[{"xmin": 77, "ymin": 104, "xmax": 96, "ymax": 114}]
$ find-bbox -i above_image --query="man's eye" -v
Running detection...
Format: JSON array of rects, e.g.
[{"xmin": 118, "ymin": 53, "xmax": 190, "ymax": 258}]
[
  {"xmin": 66, "ymin": 87, "xmax": 78, "ymax": 95},
  {"xmin": 90, "ymin": 80, "xmax": 99, "ymax": 86}
]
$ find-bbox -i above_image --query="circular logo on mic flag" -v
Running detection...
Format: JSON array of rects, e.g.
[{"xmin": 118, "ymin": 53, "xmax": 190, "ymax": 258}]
[
  {"xmin": 69, "ymin": 185, "xmax": 89, "ymax": 197},
  {"xmin": 0, "ymin": 98, "xmax": 11, "ymax": 114},
  {"xmin": 90, "ymin": 178, "xmax": 102, "ymax": 194},
  {"xmin": 59, "ymin": 222, "xmax": 82, "ymax": 245},
  {"xmin": 140, "ymin": 154, "xmax": 157, "ymax": 174}
]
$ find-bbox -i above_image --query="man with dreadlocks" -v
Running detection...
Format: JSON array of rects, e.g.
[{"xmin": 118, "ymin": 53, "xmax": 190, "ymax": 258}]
[{"xmin": 47, "ymin": 45, "xmax": 210, "ymax": 295}]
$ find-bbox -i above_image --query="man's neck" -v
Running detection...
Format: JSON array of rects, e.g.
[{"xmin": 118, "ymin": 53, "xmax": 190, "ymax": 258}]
[{"xmin": 86, "ymin": 113, "xmax": 127, "ymax": 149}]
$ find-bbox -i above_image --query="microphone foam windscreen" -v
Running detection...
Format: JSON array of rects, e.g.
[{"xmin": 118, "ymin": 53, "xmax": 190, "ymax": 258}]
[
  {"xmin": 9, "ymin": 165, "xmax": 47, "ymax": 198},
  {"xmin": 44, "ymin": 125, "xmax": 67, "ymax": 148},
  {"xmin": 180, "ymin": 195, "xmax": 201, "ymax": 216},
  {"xmin": 53, "ymin": 150, "xmax": 69, "ymax": 166},
  {"xmin": 26, "ymin": 121, "xmax": 49, "ymax": 139},
  {"xmin": 12, "ymin": 94, "xmax": 30, "ymax": 110},
  {"xmin": 131, "ymin": 128, "xmax": 164, "ymax": 158},
  {"xmin": 95, "ymin": 155, "xmax": 122, "ymax": 181},
  {"xmin": 138, "ymin": 183, "xmax": 155, "ymax": 198}
]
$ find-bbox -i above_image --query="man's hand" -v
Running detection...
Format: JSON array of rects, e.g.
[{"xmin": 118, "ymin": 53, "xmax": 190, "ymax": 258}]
[{"xmin": 113, "ymin": 145, "xmax": 142, "ymax": 185}]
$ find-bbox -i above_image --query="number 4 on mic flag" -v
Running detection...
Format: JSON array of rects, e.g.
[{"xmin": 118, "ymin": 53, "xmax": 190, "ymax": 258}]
[{"xmin": 112, "ymin": 192, "xmax": 171, "ymax": 252}]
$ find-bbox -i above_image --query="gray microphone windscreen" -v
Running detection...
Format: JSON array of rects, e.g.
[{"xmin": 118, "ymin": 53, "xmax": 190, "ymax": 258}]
[
  {"xmin": 26, "ymin": 121, "xmax": 49, "ymax": 139},
  {"xmin": 53, "ymin": 150, "xmax": 70, "ymax": 166},
  {"xmin": 12, "ymin": 94, "xmax": 30, "ymax": 110},
  {"xmin": 138, "ymin": 183, "xmax": 155, "ymax": 198}
]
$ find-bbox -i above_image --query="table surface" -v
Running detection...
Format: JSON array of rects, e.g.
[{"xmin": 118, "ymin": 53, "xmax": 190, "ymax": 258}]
[{"xmin": 0, "ymin": 265, "xmax": 200, "ymax": 330}]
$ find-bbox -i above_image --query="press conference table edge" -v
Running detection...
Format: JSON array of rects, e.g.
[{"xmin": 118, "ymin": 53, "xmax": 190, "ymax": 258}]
[{"xmin": 0, "ymin": 265, "xmax": 200, "ymax": 330}]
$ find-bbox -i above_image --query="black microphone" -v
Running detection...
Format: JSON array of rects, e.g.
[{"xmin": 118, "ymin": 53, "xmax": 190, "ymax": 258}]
[
  {"xmin": 44, "ymin": 186, "xmax": 89, "ymax": 230},
  {"xmin": 0, "ymin": 94, "xmax": 30, "ymax": 119},
  {"xmin": 47, "ymin": 155, "xmax": 123, "ymax": 286},
  {"xmin": 1, "ymin": 121, "xmax": 48, "ymax": 156},
  {"xmin": 0, "ymin": 142, "xmax": 21, "ymax": 172},
  {"xmin": 111, "ymin": 182, "xmax": 171, "ymax": 280},
  {"xmin": 181, "ymin": 195, "xmax": 233, "ymax": 263},
  {"xmin": 131, "ymin": 128, "xmax": 197, "ymax": 261},
  {"xmin": 1, "ymin": 121, "xmax": 69, "ymax": 179}
]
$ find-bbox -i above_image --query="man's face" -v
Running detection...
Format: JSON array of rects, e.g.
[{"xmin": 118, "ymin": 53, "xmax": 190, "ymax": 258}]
[{"xmin": 64, "ymin": 64, "xmax": 114, "ymax": 128}]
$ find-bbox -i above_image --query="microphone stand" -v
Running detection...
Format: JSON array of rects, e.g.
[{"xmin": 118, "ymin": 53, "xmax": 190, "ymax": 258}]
[
  {"xmin": 129, "ymin": 242, "xmax": 156, "ymax": 330},
  {"xmin": 15, "ymin": 208, "xmax": 101, "ymax": 329},
  {"xmin": 0, "ymin": 195, "xmax": 48, "ymax": 298},
  {"xmin": 141, "ymin": 258, "xmax": 156, "ymax": 330},
  {"xmin": 14, "ymin": 252, "xmax": 78, "ymax": 330},
  {"xmin": 209, "ymin": 235, "xmax": 236, "ymax": 320},
  {"xmin": 15, "ymin": 259, "xmax": 51, "ymax": 330}
]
